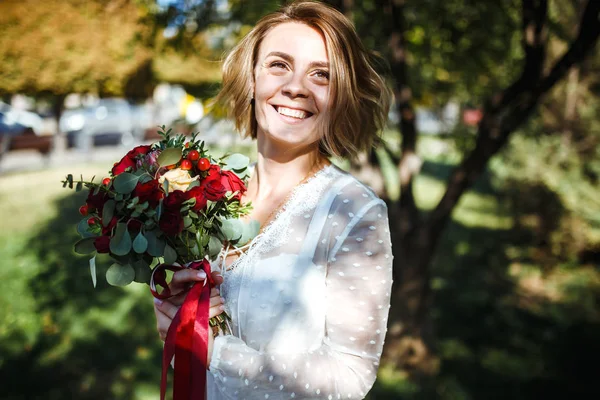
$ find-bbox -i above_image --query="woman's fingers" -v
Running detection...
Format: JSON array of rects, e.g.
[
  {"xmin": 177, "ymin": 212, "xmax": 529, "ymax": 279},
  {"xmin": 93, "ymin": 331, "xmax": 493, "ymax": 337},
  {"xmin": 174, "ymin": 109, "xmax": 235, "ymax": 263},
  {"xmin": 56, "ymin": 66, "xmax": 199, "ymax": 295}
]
[
  {"xmin": 209, "ymin": 303, "xmax": 225, "ymax": 319},
  {"xmin": 171, "ymin": 268, "xmax": 207, "ymax": 291},
  {"xmin": 154, "ymin": 298, "xmax": 180, "ymax": 320},
  {"xmin": 155, "ymin": 308, "xmax": 171, "ymax": 341},
  {"xmin": 210, "ymin": 295, "xmax": 224, "ymax": 308},
  {"xmin": 211, "ymin": 271, "xmax": 224, "ymax": 286}
]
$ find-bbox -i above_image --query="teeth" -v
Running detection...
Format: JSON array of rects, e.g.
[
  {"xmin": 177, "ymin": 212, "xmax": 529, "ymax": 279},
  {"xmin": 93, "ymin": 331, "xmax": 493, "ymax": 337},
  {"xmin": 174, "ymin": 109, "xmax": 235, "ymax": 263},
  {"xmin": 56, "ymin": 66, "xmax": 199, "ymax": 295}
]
[{"xmin": 277, "ymin": 106, "xmax": 309, "ymax": 119}]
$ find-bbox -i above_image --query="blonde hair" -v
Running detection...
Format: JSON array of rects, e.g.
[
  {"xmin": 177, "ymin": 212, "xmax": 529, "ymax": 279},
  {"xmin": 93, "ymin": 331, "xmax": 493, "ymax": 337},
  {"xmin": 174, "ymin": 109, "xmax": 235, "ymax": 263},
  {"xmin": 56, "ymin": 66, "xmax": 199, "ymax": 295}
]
[{"xmin": 216, "ymin": 0, "xmax": 391, "ymax": 160}]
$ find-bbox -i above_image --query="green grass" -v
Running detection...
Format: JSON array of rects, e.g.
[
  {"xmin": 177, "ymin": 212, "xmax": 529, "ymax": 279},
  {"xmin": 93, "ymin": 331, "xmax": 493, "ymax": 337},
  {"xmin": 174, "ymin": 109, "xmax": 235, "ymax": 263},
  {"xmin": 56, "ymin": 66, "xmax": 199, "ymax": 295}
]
[{"xmin": 1, "ymin": 138, "xmax": 599, "ymax": 399}]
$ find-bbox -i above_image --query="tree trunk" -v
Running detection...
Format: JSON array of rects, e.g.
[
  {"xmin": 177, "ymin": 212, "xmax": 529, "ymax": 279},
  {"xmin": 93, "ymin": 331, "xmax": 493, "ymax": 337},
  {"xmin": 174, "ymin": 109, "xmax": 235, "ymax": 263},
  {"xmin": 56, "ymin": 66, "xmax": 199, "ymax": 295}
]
[
  {"xmin": 382, "ymin": 0, "xmax": 600, "ymax": 376},
  {"xmin": 51, "ymin": 94, "xmax": 67, "ymax": 155}
]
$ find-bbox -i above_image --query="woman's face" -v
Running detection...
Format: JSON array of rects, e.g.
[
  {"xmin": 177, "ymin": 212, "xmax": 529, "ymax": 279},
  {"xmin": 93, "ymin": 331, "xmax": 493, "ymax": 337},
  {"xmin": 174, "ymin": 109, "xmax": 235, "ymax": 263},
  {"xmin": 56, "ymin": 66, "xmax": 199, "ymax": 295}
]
[{"xmin": 253, "ymin": 22, "xmax": 331, "ymax": 152}]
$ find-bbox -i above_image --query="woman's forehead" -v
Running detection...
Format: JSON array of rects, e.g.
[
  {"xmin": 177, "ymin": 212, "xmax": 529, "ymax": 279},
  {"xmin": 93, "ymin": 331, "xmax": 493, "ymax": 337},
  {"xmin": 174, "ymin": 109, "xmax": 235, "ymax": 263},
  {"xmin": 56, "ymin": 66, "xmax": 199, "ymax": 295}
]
[{"xmin": 257, "ymin": 22, "xmax": 328, "ymax": 63}]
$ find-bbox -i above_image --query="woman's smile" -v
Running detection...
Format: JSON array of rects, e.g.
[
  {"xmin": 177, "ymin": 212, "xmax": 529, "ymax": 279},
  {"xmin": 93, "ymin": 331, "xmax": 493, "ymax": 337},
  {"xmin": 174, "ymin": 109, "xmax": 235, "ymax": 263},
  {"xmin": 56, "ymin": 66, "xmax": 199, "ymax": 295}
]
[{"xmin": 253, "ymin": 22, "xmax": 330, "ymax": 149}]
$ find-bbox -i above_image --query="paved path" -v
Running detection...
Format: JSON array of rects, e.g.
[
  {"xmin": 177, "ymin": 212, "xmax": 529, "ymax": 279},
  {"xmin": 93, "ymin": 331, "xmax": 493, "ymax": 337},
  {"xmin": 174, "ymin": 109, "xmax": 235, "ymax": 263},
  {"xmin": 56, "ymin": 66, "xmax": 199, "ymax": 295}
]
[{"xmin": 0, "ymin": 146, "xmax": 125, "ymax": 175}]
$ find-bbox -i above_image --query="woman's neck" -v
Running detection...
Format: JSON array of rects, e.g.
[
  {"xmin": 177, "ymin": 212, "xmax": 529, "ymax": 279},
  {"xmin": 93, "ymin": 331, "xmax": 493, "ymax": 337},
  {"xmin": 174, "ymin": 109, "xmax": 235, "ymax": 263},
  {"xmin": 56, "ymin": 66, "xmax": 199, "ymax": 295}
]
[{"xmin": 248, "ymin": 137, "xmax": 328, "ymax": 203}]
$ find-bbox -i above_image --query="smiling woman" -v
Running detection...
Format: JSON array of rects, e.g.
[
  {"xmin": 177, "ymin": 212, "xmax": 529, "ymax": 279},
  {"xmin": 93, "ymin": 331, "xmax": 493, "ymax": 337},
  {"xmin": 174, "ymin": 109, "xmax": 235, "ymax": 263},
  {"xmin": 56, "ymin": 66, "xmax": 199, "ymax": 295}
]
[{"xmin": 153, "ymin": 1, "xmax": 394, "ymax": 399}]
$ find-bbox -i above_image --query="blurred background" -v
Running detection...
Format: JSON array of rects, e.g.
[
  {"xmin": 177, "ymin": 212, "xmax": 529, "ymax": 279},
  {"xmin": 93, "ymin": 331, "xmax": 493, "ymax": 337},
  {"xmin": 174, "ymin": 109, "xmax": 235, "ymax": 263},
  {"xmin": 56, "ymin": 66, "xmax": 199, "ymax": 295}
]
[{"xmin": 1, "ymin": 0, "xmax": 599, "ymax": 399}]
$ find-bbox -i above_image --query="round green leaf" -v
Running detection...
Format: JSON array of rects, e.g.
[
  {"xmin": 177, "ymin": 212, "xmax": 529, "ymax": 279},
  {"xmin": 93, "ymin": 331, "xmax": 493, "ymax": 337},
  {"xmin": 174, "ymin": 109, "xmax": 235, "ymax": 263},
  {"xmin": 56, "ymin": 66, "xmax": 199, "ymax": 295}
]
[
  {"xmin": 74, "ymin": 237, "xmax": 97, "ymax": 255},
  {"xmin": 145, "ymin": 229, "xmax": 166, "ymax": 257},
  {"xmin": 238, "ymin": 220, "xmax": 260, "ymax": 246},
  {"xmin": 208, "ymin": 236, "xmax": 223, "ymax": 258},
  {"xmin": 221, "ymin": 218, "xmax": 243, "ymax": 242},
  {"xmin": 113, "ymin": 172, "xmax": 140, "ymax": 194},
  {"xmin": 77, "ymin": 218, "xmax": 95, "ymax": 238},
  {"xmin": 164, "ymin": 243, "xmax": 177, "ymax": 264},
  {"xmin": 132, "ymin": 259, "xmax": 151, "ymax": 284},
  {"xmin": 106, "ymin": 263, "xmax": 135, "ymax": 286},
  {"xmin": 157, "ymin": 147, "xmax": 182, "ymax": 167},
  {"xmin": 223, "ymin": 153, "xmax": 250, "ymax": 171},
  {"xmin": 102, "ymin": 199, "xmax": 115, "ymax": 226},
  {"xmin": 109, "ymin": 223, "xmax": 132, "ymax": 256},
  {"xmin": 132, "ymin": 231, "xmax": 148, "ymax": 254}
]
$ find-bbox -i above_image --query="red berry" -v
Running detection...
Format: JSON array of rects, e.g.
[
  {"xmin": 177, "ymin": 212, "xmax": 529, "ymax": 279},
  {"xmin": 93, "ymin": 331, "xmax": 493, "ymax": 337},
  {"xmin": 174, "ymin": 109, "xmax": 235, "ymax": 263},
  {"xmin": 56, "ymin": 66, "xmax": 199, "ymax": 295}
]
[
  {"xmin": 79, "ymin": 205, "xmax": 89, "ymax": 216},
  {"xmin": 188, "ymin": 150, "xmax": 200, "ymax": 161},
  {"xmin": 185, "ymin": 142, "xmax": 190, "ymax": 148},
  {"xmin": 102, "ymin": 177, "xmax": 111, "ymax": 186},
  {"xmin": 198, "ymin": 158, "xmax": 210, "ymax": 171},
  {"xmin": 180, "ymin": 159, "xmax": 193, "ymax": 170},
  {"xmin": 87, "ymin": 217, "xmax": 98, "ymax": 226}
]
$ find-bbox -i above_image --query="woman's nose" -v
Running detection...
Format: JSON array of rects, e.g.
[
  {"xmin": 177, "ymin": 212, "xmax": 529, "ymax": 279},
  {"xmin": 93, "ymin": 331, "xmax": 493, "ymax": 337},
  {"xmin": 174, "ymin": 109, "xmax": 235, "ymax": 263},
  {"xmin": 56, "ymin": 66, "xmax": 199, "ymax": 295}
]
[{"xmin": 282, "ymin": 72, "xmax": 309, "ymax": 98}]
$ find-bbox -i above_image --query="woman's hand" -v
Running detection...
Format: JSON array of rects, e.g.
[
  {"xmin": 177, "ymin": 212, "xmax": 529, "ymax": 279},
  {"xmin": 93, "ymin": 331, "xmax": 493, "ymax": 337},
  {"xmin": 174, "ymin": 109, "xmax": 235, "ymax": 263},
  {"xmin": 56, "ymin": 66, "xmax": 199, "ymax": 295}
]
[{"xmin": 153, "ymin": 268, "xmax": 225, "ymax": 346}]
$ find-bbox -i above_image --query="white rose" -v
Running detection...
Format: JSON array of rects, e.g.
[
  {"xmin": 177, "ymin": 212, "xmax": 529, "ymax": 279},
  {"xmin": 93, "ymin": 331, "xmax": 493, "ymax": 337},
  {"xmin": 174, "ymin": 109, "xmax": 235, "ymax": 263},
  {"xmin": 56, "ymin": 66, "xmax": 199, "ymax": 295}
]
[{"xmin": 159, "ymin": 168, "xmax": 198, "ymax": 192}]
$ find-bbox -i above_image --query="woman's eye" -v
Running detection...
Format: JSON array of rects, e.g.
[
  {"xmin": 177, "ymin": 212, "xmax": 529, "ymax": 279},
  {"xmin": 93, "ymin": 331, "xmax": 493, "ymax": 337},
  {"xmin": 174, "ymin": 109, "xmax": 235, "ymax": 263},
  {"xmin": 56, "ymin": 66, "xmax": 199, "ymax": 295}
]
[
  {"xmin": 269, "ymin": 61, "xmax": 287, "ymax": 69},
  {"xmin": 314, "ymin": 70, "xmax": 330, "ymax": 80}
]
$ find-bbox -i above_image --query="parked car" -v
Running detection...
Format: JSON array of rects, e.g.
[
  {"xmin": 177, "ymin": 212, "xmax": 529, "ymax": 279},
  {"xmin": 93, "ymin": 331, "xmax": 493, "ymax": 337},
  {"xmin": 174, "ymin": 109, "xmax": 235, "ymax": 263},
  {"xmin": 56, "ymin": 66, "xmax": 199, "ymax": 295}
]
[
  {"xmin": 0, "ymin": 101, "xmax": 44, "ymax": 136},
  {"xmin": 0, "ymin": 103, "xmax": 51, "ymax": 159},
  {"xmin": 60, "ymin": 98, "xmax": 150, "ymax": 149}
]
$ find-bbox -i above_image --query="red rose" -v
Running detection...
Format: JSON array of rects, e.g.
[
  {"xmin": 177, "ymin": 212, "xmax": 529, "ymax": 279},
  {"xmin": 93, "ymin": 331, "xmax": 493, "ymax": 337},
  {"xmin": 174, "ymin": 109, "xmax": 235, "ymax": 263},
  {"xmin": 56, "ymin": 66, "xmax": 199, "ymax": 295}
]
[
  {"xmin": 163, "ymin": 190, "xmax": 189, "ymax": 212},
  {"xmin": 220, "ymin": 170, "xmax": 246, "ymax": 200},
  {"xmin": 128, "ymin": 219, "xmax": 142, "ymax": 233},
  {"xmin": 201, "ymin": 178, "xmax": 226, "ymax": 201},
  {"xmin": 86, "ymin": 189, "xmax": 108, "ymax": 213},
  {"xmin": 187, "ymin": 186, "xmax": 208, "ymax": 211},
  {"xmin": 101, "ymin": 216, "xmax": 118, "ymax": 236},
  {"xmin": 133, "ymin": 179, "xmax": 164, "ymax": 208},
  {"xmin": 111, "ymin": 145, "xmax": 153, "ymax": 176},
  {"xmin": 94, "ymin": 236, "xmax": 111, "ymax": 253},
  {"xmin": 159, "ymin": 211, "xmax": 184, "ymax": 236},
  {"xmin": 203, "ymin": 164, "xmax": 221, "ymax": 182}
]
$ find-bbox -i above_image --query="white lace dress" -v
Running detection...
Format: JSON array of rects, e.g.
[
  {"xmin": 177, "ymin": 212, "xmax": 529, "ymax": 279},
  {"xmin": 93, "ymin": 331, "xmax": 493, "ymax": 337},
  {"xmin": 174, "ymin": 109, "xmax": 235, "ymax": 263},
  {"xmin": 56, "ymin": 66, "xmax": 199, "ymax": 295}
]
[{"xmin": 206, "ymin": 164, "xmax": 394, "ymax": 399}]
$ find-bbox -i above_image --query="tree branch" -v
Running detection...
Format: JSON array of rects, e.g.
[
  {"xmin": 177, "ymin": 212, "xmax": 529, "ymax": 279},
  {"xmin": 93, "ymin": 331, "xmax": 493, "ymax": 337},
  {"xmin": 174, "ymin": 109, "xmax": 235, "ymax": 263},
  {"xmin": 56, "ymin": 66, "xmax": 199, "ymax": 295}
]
[
  {"xmin": 385, "ymin": 0, "xmax": 420, "ymax": 234},
  {"xmin": 427, "ymin": 0, "xmax": 600, "ymax": 237}
]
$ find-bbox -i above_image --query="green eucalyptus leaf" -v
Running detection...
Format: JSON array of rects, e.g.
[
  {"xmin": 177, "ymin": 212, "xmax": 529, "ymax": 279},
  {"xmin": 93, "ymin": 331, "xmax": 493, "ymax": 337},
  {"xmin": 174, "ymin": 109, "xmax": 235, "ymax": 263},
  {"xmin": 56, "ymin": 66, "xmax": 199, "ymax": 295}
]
[
  {"xmin": 132, "ymin": 259, "xmax": 151, "ymax": 284},
  {"xmin": 157, "ymin": 147, "xmax": 182, "ymax": 167},
  {"xmin": 163, "ymin": 243, "xmax": 177, "ymax": 264},
  {"xmin": 133, "ymin": 231, "xmax": 148, "ymax": 254},
  {"xmin": 221, "ymin": 218, "xmax": 243, "ymax": 242},
  {"xmin": 77, "ymin": 218, "xmax": 95, "ymax": 238},
  {"xmin": 208, "ymin": 236, "xmax": 222, "ymax": 258},
  {"xmin": 145, "ymin": 229, "xmax": 165, "ymax": 257},
  {"xmin": 74, "ymin": 237, "xmax": 97, "ymax": 255},
  {"xmin": 89, "ymin": 255, "xmax": 97, "ymax": 288},
  {"xmin": 138, "ymin": 173, "xmax": 153, "ymax": 184},
  {"xmin": 106, "ymin": 263, "xmax": 135, "ymax": 286},
  {"xmin": 223, "ymin": 153, "xmax": 250, "ymax": 171},
  {"xmin": 113, "ymin": 172, "xmax": 140, "ymax": 194},
  {"xmin": 187, "ymin": 180, "xmax": 200, "ymax": 189},
  {"xmin": 102, "ymin": 200, "xmax": 115, "ymax": 226},
  {"xmin": 238, "ymin": 220, "xmax": 260, "ymax": 246},
  {"xmin": 109, "ymin": 223, "xmax": 132, "ymax": 256}
]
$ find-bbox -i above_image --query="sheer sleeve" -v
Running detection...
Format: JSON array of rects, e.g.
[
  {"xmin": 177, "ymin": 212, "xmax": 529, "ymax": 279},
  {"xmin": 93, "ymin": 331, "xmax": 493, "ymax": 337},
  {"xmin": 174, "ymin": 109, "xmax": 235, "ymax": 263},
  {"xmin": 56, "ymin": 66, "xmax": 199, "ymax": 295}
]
[{"xmin": 209, "ymin": 200, "xmax": 393, "ymax": 399}]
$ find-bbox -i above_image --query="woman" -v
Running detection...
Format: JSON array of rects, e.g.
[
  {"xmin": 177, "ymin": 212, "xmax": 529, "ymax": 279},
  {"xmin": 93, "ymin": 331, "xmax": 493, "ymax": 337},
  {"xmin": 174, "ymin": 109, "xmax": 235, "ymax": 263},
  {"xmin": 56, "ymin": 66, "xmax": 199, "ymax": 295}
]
[{"xmin": 154, "ymin": 1, "xmax": 394, "ymax": 398}]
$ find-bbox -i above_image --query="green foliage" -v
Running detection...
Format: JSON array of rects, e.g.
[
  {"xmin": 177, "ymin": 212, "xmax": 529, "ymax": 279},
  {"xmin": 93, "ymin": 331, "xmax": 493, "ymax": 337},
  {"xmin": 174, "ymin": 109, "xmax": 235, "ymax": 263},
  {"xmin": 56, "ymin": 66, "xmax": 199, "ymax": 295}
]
[
  {"xmin": 113, "ymin": 174, "xmax": 141, "ymax": 195},
  {"xmin": 0, "ymin": 0, "xmax": 157, "ymax": 98},
  {"xmin": 106, "ymin": 263, "xmax": 136, "ymax": 287}
]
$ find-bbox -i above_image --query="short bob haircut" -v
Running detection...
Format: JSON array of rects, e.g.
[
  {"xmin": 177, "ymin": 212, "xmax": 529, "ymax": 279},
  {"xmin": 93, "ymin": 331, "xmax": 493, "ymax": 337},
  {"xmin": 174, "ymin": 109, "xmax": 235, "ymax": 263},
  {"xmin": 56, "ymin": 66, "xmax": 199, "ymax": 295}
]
[{"xmin": 216, "ymin": 0, "xmax": 392, "ymax": 160}]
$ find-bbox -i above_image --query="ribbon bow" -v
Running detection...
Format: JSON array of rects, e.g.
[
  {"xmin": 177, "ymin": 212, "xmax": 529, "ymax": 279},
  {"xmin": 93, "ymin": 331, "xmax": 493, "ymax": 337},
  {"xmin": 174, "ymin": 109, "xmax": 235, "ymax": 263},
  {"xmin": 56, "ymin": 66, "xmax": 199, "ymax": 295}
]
[{"xmin": 150, "ymin": 259, "xmax": 214, "ymax": 400}]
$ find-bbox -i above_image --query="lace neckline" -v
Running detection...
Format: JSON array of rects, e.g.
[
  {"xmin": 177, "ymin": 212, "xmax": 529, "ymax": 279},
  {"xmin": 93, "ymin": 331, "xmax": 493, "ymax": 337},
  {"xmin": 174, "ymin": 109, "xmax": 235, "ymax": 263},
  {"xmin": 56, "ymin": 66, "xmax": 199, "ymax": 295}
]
[{"xmin": 219, "ymin": 163, "xmax": 333, "ymax": 272}]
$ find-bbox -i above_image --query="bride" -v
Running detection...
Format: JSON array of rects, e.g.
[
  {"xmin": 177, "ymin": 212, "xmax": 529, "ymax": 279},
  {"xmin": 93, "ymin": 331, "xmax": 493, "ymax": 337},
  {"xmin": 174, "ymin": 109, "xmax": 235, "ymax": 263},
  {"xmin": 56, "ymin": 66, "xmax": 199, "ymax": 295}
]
[{"xmin": 153, "ymin": 1, "xmax": 394, "ymax": 398}]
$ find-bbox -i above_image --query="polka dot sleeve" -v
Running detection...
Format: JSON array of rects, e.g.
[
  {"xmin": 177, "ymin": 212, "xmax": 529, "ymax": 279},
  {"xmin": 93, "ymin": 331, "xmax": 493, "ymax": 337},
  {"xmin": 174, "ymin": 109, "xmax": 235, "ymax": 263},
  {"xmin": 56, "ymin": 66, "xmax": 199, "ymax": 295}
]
[{"xmin": 208, "ymin": 200, "xmax": 393, "ymax": 399}]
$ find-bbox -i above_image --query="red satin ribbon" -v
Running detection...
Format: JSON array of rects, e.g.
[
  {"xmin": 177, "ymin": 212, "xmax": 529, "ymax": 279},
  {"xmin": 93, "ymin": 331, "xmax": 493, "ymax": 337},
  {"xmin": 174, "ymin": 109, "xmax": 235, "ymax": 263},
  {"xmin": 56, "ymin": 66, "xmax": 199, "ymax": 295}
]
[{"xmin": 150, "ymin": 259, "xmax": 215, "ymax": 400}]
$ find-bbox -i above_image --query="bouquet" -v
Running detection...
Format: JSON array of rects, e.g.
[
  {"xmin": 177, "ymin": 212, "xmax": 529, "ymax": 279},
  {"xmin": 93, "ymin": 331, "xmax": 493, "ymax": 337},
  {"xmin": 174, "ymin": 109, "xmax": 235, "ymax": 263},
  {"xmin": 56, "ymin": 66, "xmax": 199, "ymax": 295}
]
[{"xmin": 62, "ymin": 126, "xmax": 257, "ymax": 400}]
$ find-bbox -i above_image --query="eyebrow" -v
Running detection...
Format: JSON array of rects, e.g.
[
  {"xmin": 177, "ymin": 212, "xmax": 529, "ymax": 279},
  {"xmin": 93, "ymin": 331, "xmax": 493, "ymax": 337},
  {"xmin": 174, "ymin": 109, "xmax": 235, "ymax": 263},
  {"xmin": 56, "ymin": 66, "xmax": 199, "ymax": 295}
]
[{"xmin": 265, "ymin": 51, "xmax": 329, "ymax": 69}]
